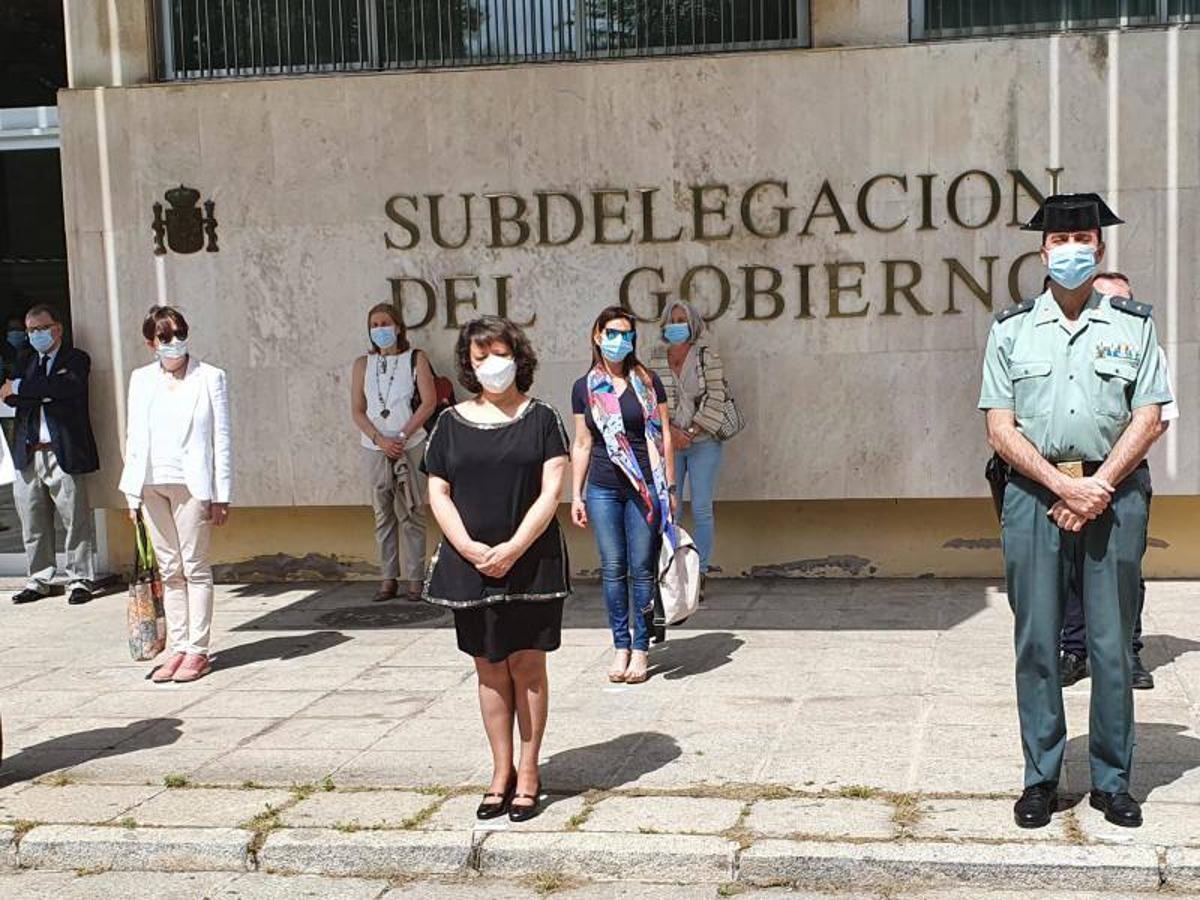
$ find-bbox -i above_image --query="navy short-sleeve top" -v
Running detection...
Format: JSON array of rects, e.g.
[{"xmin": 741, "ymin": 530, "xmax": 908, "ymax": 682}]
[{"xmin": 571, "ymin": 372, "xmax": 667, "ymax": 491}]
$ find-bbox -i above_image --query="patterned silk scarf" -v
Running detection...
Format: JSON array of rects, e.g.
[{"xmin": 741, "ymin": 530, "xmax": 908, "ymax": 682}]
[{"xmin": 586, "ymin": 364, "xmax": 676, "ymax": 547}]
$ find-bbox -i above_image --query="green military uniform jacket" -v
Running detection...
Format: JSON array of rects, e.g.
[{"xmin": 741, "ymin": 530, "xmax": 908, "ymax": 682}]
[{"xmin": 978, "ymin": 289, "xmax": 1173, "ymax": 462}]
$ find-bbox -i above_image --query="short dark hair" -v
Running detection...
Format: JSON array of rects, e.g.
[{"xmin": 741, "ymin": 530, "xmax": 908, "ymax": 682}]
[
  {"xmin": 1095, "ymin": 270, "xmax": 1130, "ymax": 285},
  {"xmin": 1042, "ymin": 275, "xmax": 1053, "ymax": 291},
  {"xmin": 25, "ymin": 304, "xmax": 61, "ymax": 324},
  {"xmin": 455, "ymin": 316, "xmax": 537, "ymax": 394},
  {"xmin": 141, "ymin": 305, "xmax": 190, "ymax": 343}
]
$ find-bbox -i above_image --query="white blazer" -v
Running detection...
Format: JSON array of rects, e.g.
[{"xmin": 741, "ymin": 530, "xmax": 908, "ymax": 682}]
[{"xmin": 118, "ymin": 357, "xmax": 233, "ymax": 508}]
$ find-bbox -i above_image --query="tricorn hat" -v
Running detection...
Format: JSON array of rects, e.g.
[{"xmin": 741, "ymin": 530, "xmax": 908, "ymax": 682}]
[{"xmin": 1021, "ymin": 192, "xmax": 1123, "ymax": 232}]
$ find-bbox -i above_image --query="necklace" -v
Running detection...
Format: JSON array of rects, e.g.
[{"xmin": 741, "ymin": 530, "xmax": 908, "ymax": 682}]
[{"xmin": 375, "ymin": 354, "xmax": 400, "ymax": 419}]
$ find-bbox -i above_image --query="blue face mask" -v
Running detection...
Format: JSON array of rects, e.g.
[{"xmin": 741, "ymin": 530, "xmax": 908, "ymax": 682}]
[
  {"xmin": 29, "ymin": 329, "xmax": 55, "ymax": 354},
  {"xmin": 156, "ymin": 338, "xmax": 189, "ymax": 361},
  {"xmin": 370, "ymin": 326, "xmax": 398, "ymax": 349},
  {"xmin": 663, "ymin": 323, "xmax": 691, "ymax": 345},
  {"xmin": 600, "ymin": 332, "xmax": 635, "ymax": 363},
  {"xmin": 6, "ymin": 330, "xmax": 27, "ymax": 350},
  {"xmin": 1047, "ymin": 243, "xmax": 1098, "ymax": 290}
]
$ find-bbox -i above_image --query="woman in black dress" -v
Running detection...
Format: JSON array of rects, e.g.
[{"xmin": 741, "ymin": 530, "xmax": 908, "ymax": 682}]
[{"xmin": 423, "ymin": 316, "xmax": 570, "ymax": 823}]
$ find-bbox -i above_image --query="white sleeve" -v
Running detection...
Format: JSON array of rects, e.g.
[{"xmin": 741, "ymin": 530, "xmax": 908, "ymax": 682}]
[{"xmin": 1159, "ymin": 347, "xmax": 1179, "ymax": 422}]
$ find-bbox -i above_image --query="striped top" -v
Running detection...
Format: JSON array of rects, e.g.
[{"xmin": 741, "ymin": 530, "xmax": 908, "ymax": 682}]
[{"xmin": 648, "ymin": 340, "xmax": 727, "ymax": 438}]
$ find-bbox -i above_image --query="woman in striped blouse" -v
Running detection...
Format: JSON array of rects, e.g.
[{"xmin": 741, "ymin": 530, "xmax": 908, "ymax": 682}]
[{"xmin": 648, "ymin": 300, "xmax": 728, "ymax": 589}]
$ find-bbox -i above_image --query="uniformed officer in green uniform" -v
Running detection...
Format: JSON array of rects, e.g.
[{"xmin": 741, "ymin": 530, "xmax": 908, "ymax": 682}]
[{"xmin": 979, "ymin": 193, "xmax": 1172, "ymax": 830}]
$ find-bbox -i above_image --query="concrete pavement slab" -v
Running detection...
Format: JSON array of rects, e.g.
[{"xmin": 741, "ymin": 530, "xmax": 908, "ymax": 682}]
[
  {"xmin": 1074, "ymin": 799, "xmax": 1200, "ymax": 847},
  {"xmin": 911, "ymin": 798, "xmax": 1072, "ymax": 843},
  {"xmin": 180, "ymin": 691, "xmax": 327, "ymax": 719},
  {"xmin": 258, "ymin": 828, "xmax": 472, "ymax": 876},
  {"xmin": 0, "ymin": 827, "xmax": 14, "ymax": 869},
  {"xmin": 0, "ymin": 784, "xmax": 161, "ymax": 825},
  {"xmin": 738, "ymin": 839, "xmax": 1162, "ymax": 890},
  {"xmin": 241, "ymin": 716, "xmax": 398, "ymax": 750},
  {"xmin": 189, "ymin": 748, "xmax": 361, "ymax": 786},
  {"xmin": 215, "ymin": 872, "xmax": 395, "ymax": 899},
  {"xmin": 743, "ymin": 797, "xmax": 896, "ymax": 840},
  {"xmin": 126, "ymin": 787, "xmax": 293, "ymax": 827},
  {"xmin": 425, "ymin": 793, "xmax": 588, "ymax": 833},
  {"xmin": 281, "ymin": 788, "xmax": 436, "ymax": 828},
  {"xmin": 1166, "ymin": 847, "xmax": 1200, "ymax": 890},
  {"xmin": 580, "ymin": 796, "xmax": 744, "ymax": 835},
  {"xmin": 477, "ymin": 831, "xmax": 737, "ymax": 883},
  {"xmin": 17, "ymin": 824, "xmax": 252, "ymax": 872}
]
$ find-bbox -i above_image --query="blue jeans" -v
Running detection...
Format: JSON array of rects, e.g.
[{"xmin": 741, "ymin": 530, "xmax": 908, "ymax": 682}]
[
  {"xmin": 586, "ymin": 482, "xmax": 659, "ymax": 652},
  {"xmin": 675, "ymin": 438, "xmax": 724, "ymax": 574}
]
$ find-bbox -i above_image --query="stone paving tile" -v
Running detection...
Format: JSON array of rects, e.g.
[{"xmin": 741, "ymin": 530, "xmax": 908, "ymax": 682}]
[
  {"xmin": 293, "ymin": 691, "xmax": 437, "ymax": 720},
  {"xmin": 332, "ymin": 751, "xmax": 484, "ymax": 788},
  {"xmin": 2, "ymin": 690, "xmax": 105, "ymax": 719},
  {"xmin": 0, "ymin": 871, "xmax": 242, "ymax": 900},
  {"xmin": 126, "ymin": 787, "xmax": 293, "ymax": 827},
  {"xmin": 911, "ymin": 798, "xmax": 1073, "ymax": 843},
  {"xmin": 477, "ymin": 831, "xmax": 737, "ymax": 883},
  {"xmin": 189, "ymin": 749, "xmax": 361, "ymax": 786},
  {"xmin": 180, "ymin": 691, "xmax": 327, "ymax": 719},
  {"xmin": 61, "ymin": 748, "xmax": 229, "ymax": 785},
  {"xmin": 1073, "ymin": 799, "xmax": 1200, "ymax": 847},
  {"xmin": 18, "ymin": 824, "xmax": 252, "ymax": 872},
  {"xmin": 580, "ymin": 795, "xmax": 744, "ymax": 834},
  {"xmin": 226, "ymin": 667, "xmax": 370, "ymax": 693},
  {"xmin": 744, "ymin": 797, "xmax": 896, "ymax": 840},
  {"xmin": 760, "ymin": 754, "xmax": 913, "ymax": 793},
  {"xmin": 0, "ymin": 784, "xmax": 161, "ymax": 825},
  {"xmin": 215, "ymin": 873, "xmax": 395, "ymax": 899},
  {"xmin": 69, "ymin": 691, "xmax": 203, "ymax": 719},
  {"xmin": 259, "ymin": 828, "xmax": 471, "ymax": 876},
  {"xmin": 425, "ymin": 793, "xmax": 588, "ymax": 833},
  {"xmin": 241, "ymin": 717, "xmax": 398, "ymax": 751},
  {"xmin": 341, "ymin": 667, "xmax": 473, "ymax": 693},
  {"xmin": 282, "ymin": 789, "xmax": 436, "ymax": 828},
  {"xmin": 135, "ymin": 717, "xmax": 280, "ymax": 750}
]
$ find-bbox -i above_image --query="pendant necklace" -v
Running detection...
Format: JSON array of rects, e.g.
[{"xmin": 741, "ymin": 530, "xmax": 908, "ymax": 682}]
[{"xmin": 376, "ymin": 354, "xmax": 400, "ymax": 419}]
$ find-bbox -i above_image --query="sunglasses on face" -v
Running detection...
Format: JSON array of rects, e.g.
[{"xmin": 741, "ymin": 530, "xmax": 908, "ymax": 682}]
[{"xmin": 603, "ymin": 328, "xmax": 633, "ymax": 341}]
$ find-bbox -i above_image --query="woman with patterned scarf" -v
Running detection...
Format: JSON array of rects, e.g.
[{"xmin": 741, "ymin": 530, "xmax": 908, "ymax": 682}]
[{"xmin": 570, "ymin": 307, "xmax": 676, "ymax": 684}]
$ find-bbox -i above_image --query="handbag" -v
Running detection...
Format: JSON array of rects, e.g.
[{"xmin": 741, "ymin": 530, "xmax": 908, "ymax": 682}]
[
  {"xmin": 127, "ymin": 510, "xmax": 166, "ymax": 662},
  {"xmin": 699, "ymin": 347, "xmax": 746, "ymax": 442},
  {"xmin": 410, "ymin": 349, "xmax": 457, "ymax": 427},
  {"xmin": 658, "ymin": 525, "xmax": 701, "ymax": 626}
]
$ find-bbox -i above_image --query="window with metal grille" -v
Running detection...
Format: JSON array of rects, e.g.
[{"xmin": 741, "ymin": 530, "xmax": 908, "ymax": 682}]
[
  {"xmin": 156, "ymin": 1, "xmax": 810, "ymax": 80},
  {"xmin": 912, "ymin": 0, "xmax": 1198, "ymax": 40}
]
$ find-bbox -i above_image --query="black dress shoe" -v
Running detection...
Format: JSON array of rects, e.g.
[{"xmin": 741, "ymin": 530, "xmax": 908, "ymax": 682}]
[
  {"xmin": 1131, "ymin": 653, "xmax": 1155, "ymax": 690},
  {"xmin": 11, "ymin": 588, "xmax": 46, "ymax": 605},
  {"xmin": 476, "ymin": 778, "xmax": 515, "ymax": 820},
  {"xmin": 1013, "ymin": 782, "xmax": 1057, "ymax": 829},
  {"xmin": 1090, "ymin": 789, "xmax": 1142, "ymax": 827},
  {"xmin": 67, "ymin": 587, "xmax": 94, "ymax": 606},
  {"xmin": 508, "ymin": 783, "xmax": 541, "ymax": 823},
  {"xmin": 1059, "ymin": 651, "xmax": 1088, "ymax": 687}
]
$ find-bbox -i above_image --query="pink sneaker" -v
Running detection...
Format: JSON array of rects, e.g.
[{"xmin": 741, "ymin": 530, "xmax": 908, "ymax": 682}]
[
  {"xmin": 151, "ymin": 652, "xmax": 187, "ymax": 683},
  {"xmin": 172, "ymin": 653, "xmax": 212, "ymax": 683}
]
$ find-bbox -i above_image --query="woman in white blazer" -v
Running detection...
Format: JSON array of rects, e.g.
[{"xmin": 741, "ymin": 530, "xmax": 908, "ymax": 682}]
[{"xmin": 119, "ymin": 306, "xmax": 232, "ymax": 684}]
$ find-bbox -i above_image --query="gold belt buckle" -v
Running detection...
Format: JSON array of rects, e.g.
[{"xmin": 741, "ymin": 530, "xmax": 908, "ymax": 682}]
[{"xmin": 1056, "ymin": 460, "xmax": 1084, "ymax": 479}]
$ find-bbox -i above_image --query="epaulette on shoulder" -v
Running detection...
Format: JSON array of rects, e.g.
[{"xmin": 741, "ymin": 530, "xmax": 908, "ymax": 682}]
[
  {"xmin": 994, "ymin": 298, "xmax": 1036, "ymax": 323},
  {"xmin": 1109, "ymin": 295, "xmax": 1152, "ymax": 318}
]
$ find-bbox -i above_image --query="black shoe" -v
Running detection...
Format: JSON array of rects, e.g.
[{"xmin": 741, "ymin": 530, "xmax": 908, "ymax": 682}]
[
  {"xmin": 476, "ymin": 778, "xmax": 516, "ymax": 820},
  {"xmin": 1059, "ymin": 651, "xmax": 1088, "ymax": 687},
  {"xmin": 698, "ymin": 573, "xmax": 707, "ymax": 605},
  {"xmin": 1131, "ymin": 653, "xmax": 1155, "ymax": 690},
  {"xmin": 1090, "ymin": 789, "xmax": 1142, "ymax": 828},
  {"xmin": 651, "ymin": 624, "xmax": 666, "ymax": 645},
  {"xmin": 67, "ymin": 587, "xmax": 94, "ymax": 606},
  {"xmin": 11, "ymin": 588, "xmax": 47, "ymax": 605},
  {"xmin": 1013, "ymin": 782, "xmax": 1057, "ymax": 829},
  {"xmin": 508, "ymin": 783, "xmax": 541, "ymax": 823}
]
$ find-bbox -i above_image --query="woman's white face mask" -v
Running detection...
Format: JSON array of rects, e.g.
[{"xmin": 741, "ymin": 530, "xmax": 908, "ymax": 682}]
[{"xmin": 475, "ymin": 354, "xmax": 517, "ymax": 393}]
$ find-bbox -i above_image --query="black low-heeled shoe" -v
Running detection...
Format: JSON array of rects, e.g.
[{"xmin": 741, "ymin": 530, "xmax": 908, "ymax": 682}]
[
  {"xmin": 508, "ymin": 784, "xmax": 541, "ymax": 823},
  {"xmin": 476, "ymin": 779, "xmax": 516, "ymax": 820}
]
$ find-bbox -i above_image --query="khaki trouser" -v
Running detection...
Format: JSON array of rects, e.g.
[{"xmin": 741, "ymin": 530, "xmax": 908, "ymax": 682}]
[
  {"xmin": 142, "ymin": 483, "xmax": 214, "ymax": 655},
  {"xmin": 13, "ymin": 448, "xmax": 95, "ymax": 591},
  {"xmin": 363, "ymin": 443, "xmax": 427, "ymax": 582}
]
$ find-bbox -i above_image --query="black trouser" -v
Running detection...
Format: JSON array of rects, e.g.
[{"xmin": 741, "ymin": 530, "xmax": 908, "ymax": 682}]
[{"xmin": 1060, "ymin": 467, "xmax": 1152, "ymax": 658}]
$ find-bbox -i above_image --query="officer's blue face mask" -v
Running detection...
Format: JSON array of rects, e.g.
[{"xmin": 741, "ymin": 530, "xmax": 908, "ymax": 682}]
[
  {"xmin": 28, "ymin": 328, "xmax": 55, "ymax": 354},
  {"xmin": 663, "ymin": 323, "xmax": 691, "ymax": 345},
  {"xmin": 599, "ymin": 330, "xmax": 635, "ymax": 363},
  {"xmin": 370, "ymin": 325, "xmax": 398, "ymax": 349},
  {"xmin": 1046, "ymin": 242, "xmax": 1098, "ymax": 290},
  {"xmin": 6, "ymin": 330, "xmax": 27, "ymax": 350}
]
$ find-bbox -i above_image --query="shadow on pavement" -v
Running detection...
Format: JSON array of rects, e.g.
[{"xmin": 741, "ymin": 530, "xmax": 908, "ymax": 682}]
[
  {"xmin": 650, "ymin": 632, "xmax": 744, "ymax": 681},
  {"xmin": 541, "ymin": 731, "xmax": 681, "ymax": 797},
  {"xmin": 0, "ymin": 718, "xmax": 183, "ymax": 787},
  {"xmin": 1064, "ymin": 722, "xmax": 1200, "ymax": 799},
  {"xmin": 212, "ymin": 631, "xmax": 351, "ymax": 671},
  {"xmin": 1140, "ymin": 634, "xmax": 1200, "ymax": 675}
]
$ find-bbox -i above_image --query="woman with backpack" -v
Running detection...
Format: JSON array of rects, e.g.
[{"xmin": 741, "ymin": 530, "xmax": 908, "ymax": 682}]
[{"xmin": 351, "ymin": 302, "xmax": 440, "ymax": 602}]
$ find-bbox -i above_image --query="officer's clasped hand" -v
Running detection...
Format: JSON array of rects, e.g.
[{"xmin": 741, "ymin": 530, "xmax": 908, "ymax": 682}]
[{"xmin": 1058, "ymin": 475, "xmax": 1114, "ymax": 520}]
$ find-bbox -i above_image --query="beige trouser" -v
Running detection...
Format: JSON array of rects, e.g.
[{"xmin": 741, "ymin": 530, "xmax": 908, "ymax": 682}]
[
  {"xmin": 363, "ymin": 443, "xmax": 427, "ymax": 582},
  {"xmin": 141, "ymin": 483, "xmax": 214, "ymax": 655},
  {"xmin": 13, "ymin": 448, "xmax": 95, "ymax": 591}
]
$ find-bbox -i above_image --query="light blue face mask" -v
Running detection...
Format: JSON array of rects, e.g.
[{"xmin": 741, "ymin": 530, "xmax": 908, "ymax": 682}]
[
  {"xmin": 156, "ymin": 339, "xmax": 189, "ymax": 361},
  {"xmin": 600, "ymin": 333, "xmax": 635, "ymax": 363},
  {"xmin": 370, "ymin": 325, "xmax": 398, "ymax": 349},
  {"xmin": 1047, "ymin": 243, "xmax": 1098, "ymax": 290},
  {"xmin": 28, "ymin": 329, "xmax": 55, "ymax": 354},
  {"xmin": 663, "ymin": 323, "xmax": 691, "ymax": 345}
]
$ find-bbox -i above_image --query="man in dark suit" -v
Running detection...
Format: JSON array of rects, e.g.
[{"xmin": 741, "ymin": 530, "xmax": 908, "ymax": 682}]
[{"xmin": 0, "ymin": 305, "xmax": 100, "ymax": 605}]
